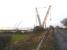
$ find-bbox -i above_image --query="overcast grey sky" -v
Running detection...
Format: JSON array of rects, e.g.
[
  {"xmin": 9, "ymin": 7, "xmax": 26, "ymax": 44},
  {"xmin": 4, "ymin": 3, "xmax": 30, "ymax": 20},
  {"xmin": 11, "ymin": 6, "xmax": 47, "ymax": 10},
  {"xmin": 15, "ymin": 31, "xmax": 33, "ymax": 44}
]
[{"xmin": 0, "ymin": 0, "xmax": 67, "ymax": 29}]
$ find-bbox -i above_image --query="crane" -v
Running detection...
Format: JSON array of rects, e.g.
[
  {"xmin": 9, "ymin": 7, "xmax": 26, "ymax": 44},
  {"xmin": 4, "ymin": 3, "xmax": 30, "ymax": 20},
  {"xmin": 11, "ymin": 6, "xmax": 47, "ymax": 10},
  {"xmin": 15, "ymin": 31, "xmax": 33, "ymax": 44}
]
[
  {"xmin": 42, "ymin": 5, "xmax": 51, "ymax": 28},
  {"xmin": 36, "ymin": 8, "xmax": 42, "ymax": 27},
  {"xmin": 33, "ymin": 5, "xmax": 51, "ymax": 32}
]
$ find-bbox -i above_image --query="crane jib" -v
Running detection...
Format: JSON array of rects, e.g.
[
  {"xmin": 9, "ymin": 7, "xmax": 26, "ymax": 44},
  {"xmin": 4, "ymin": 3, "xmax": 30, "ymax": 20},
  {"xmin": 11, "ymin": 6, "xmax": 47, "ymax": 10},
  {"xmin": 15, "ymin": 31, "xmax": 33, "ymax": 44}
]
[{"xmin": 36, "ymin": 8, "xmax": 42, "ymax": 26}]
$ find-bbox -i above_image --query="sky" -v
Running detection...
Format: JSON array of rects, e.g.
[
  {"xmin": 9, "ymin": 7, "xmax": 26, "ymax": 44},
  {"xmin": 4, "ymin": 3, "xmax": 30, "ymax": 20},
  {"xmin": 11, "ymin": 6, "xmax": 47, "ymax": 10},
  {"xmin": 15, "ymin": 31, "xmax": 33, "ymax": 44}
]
[{"xmin": 0, "ymin": 0, "xmax": 67, "ymax": 29}]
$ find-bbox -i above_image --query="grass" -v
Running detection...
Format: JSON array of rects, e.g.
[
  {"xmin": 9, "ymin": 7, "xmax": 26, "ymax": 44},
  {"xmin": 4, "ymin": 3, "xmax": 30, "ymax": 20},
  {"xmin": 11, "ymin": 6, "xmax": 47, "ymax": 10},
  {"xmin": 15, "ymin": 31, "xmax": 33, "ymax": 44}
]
[
  {"xmin": 10, "ymin": 32, "xmax": 33, "ymax": 44},
  {"xmin": 4, "ymin": 32, "xmax": 34, "ymax": 50},
  {"xmin": 5, "ymin": 31, "xmax": 59, "ymax": 50},
  {"xmin": 10, "ymin": 31, "xmax": 59, "ymax": 50},
  {"xmin": 7, "ymin": 32, "xmax": 43, "ymax": 50},
  {"xmin": 11, "ymin": 34, "xmax": 28, "ymax": 43}
]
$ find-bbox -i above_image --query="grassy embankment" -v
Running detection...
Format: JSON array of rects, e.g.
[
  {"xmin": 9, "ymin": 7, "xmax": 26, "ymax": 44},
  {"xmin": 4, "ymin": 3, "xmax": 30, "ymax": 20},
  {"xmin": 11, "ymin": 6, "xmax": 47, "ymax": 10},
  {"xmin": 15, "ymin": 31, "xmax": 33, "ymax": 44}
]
[
  {"xmin": 5, "ymin": 30, "xmax": 59, "ymax": 50},
  {"xmin": 5, "ymin": 31, "xmax": 35, "ymax": 50},
  {"xmin": 6, "ymin": 32, "xmax": 44, "ymax": 50},
  {"xmin": 10, "ymin": 32, "xmax": 34, "ymax": 44}
]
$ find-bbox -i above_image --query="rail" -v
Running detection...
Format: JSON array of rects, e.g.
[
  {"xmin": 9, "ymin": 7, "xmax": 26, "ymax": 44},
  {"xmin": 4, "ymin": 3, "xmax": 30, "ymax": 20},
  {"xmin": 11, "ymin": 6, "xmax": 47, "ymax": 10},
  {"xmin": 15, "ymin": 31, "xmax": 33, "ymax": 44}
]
[{"xmin": 35, "ymin": 30, "xmax": 50, "ymax": 50}]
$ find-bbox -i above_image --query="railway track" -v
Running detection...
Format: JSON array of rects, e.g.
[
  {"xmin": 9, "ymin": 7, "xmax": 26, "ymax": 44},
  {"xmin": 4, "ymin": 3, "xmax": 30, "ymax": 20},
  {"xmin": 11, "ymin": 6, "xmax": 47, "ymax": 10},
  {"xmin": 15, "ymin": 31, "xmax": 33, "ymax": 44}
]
[{"xmin": 35, "ymin": 31, "xmax": 49, "ymax": 50}]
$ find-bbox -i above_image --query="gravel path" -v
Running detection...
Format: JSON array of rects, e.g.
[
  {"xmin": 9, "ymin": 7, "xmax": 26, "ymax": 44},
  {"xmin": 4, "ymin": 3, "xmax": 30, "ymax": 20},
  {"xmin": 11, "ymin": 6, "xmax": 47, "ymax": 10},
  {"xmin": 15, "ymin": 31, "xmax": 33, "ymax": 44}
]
[{"xmin": 54, "ymin": 29, "xmax": 67, "ymax": 50}]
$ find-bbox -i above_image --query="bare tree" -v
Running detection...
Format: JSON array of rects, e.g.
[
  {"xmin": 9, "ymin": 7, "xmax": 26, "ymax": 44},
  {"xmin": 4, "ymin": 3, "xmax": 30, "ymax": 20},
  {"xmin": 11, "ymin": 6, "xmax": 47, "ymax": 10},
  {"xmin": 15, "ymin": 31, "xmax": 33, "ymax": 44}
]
[{"xmin": 61, "ymin": 18, "xmax": 67, "ymax": 27}]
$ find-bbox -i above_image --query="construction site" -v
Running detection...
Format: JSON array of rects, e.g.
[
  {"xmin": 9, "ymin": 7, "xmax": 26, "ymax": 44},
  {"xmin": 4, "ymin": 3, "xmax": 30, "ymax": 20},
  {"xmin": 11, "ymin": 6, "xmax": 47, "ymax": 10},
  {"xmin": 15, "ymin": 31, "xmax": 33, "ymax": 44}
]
[
  {"xmin": 0, "ymin": 4, "xmax": 67, "ymax": 50},
  {"xmin": 0, "ymin": 0, "xmax": 67, "ymax": 49}
]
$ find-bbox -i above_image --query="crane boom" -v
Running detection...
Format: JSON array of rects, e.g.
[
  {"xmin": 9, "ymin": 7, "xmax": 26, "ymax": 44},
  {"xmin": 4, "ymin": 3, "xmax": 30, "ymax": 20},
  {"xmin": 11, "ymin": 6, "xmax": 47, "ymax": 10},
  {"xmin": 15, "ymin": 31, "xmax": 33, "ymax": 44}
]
[
  {"xmin": 36, "ymin": 8, "xmax": 41, "ymax": 26},
  {"xmin": 42, "ymin": 5, "xmax": 51, "ymax": 28}
]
